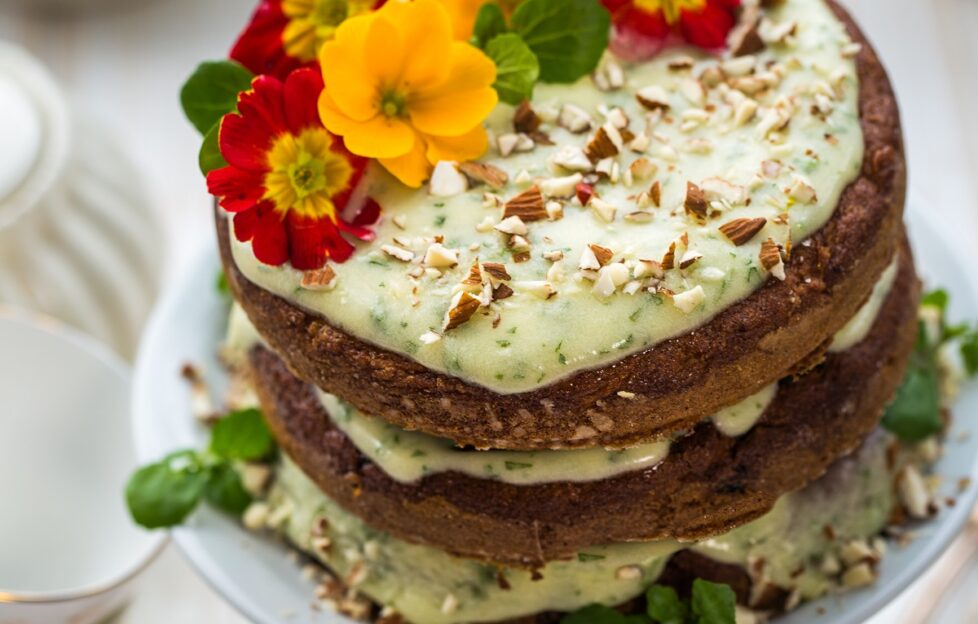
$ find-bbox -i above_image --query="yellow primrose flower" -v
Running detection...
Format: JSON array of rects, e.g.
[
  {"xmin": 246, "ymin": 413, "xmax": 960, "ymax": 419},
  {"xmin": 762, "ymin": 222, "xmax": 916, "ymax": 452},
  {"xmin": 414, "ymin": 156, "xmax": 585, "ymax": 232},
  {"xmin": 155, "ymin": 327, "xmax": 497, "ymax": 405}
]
[
  {"xmin": 434, "ymin": 0, "xmax": 490, "ymax": 39},
  {"xmin": 318, "ymin": 0, "xmax": 499, "ymax": 187}
]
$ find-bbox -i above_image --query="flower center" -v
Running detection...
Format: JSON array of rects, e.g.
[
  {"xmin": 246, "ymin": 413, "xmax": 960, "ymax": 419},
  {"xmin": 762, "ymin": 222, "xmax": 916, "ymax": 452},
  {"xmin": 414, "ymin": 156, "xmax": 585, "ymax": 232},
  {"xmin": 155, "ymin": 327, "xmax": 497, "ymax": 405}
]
[
  {"xmin": 380, "ymin": 90, "xmax": 408, "ymax": 119},
  {"xmin": 263, "ymin": 128, "xmax": 354, "ymax": 221},
  {"xmin": 312, "ymin": 0, "xmax": 349, "ymax": 28},
  {"xmin": 634, "ymin": 0, "xmax": 706, "ymax": 24}
]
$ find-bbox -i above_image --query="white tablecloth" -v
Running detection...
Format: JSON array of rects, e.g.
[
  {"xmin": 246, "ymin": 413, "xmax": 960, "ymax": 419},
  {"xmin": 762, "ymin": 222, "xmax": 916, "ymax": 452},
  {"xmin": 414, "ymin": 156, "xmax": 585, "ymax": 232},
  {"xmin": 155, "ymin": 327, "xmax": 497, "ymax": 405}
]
[{"xmin": 1, "ymin": 0, "xmax": 975, "ymax": 622}]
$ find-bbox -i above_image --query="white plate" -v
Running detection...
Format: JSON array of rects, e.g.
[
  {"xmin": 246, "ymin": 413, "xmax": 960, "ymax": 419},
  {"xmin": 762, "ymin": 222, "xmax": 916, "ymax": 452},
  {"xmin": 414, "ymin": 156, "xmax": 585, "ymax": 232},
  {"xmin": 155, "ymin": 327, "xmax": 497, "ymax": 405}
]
[{"xmin": 133, "ymin": 200, "xmax": 978, "ymax": 624}]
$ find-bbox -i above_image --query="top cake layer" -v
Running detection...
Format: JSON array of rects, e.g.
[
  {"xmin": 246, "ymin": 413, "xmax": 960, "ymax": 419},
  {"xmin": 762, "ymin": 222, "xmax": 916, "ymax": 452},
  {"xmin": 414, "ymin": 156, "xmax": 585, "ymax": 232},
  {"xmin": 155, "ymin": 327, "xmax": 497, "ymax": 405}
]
[{"xmin": 231, "ymin": 0, "xmax": 862, "ymax": 394}]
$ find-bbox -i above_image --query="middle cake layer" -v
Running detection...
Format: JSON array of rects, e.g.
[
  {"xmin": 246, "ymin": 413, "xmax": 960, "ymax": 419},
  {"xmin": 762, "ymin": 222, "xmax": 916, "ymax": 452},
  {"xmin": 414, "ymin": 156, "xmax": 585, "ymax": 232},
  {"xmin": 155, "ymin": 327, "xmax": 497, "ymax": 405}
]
[{"xmin": 247, "ymin": 241, "xmax": 918, "ymax": 566}]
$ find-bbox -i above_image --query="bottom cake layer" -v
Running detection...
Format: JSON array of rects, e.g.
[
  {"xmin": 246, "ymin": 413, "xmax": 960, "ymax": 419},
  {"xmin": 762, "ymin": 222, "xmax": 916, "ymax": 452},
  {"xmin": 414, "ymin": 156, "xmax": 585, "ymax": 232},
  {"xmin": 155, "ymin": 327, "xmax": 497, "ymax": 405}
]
[{"xmin": 247, "ymin": 428, "xmax": 921, "ymax": 624}]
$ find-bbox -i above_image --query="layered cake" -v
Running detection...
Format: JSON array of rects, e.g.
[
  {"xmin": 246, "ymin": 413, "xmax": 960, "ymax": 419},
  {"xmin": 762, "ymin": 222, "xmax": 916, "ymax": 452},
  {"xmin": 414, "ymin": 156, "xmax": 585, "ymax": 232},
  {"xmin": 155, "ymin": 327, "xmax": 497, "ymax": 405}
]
[{"xmin": 147, "ymin": 0, "xmax": 974, "ymax": 621}]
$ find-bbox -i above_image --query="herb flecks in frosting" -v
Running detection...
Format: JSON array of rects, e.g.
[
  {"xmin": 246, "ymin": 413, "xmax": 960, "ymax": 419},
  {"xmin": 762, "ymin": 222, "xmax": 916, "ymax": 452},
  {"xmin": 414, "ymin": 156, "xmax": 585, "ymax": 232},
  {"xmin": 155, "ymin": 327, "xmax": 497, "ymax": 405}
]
[{"xmin": 231, "ymin": 0, "xmax": 865, "ymax": 393}]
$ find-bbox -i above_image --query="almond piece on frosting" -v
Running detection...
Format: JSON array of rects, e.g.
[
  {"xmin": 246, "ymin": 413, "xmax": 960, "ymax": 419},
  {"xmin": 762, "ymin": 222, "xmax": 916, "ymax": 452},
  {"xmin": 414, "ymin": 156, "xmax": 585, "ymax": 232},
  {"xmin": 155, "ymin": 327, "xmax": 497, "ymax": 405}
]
[
  {"xmin": 684, "ymin": 182, "xmax": 709, "ymax": 222},
  {"xmin": 720, "ymin": 217, "xmax": 767, "ymax": 246},
  {"xmin": 424, "ymin": 243, "xmax": 459, "ymax": 268},
  {"xmin": 759, "ymin": 237, "xmax": 786, "ymax": 280},
  {"xmin": 458, "ymin": 162, "xmax": 509, "ymax": 190},
  {"xmin": 503, "ymin": 187, "xmax": 547, "ymax": 221},
  {"xmin": 301, "ymin": 266, "xmax": 337, "ymax": 291},
  {"xmin": 444, "ymin": 291, "xmax": 482, "ymax": 331}
]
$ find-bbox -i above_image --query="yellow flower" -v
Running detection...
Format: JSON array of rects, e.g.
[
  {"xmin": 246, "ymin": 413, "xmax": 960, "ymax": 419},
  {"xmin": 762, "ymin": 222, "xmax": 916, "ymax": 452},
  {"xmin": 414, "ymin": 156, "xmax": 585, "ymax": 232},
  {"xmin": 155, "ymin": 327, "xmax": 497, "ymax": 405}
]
[
  {"xmin": 434, "ymin": 0, "xmax": 489, "ymax": 39},
  {"xmin": 281, "ymin": 0, "xmax": 377, "ymax": 62},
  {"xmin": 318, "ymin": 0, "xmax": 498, "ymax": 187}
]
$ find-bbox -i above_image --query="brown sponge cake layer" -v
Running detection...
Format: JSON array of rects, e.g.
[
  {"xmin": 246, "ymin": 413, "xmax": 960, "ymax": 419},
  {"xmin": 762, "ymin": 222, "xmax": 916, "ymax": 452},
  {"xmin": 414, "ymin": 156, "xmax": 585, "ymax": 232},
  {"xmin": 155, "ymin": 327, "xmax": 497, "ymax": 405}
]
[
  {"xmin": 249, "ymin": 240, "xmax": 918, "ymax": 567},
  {"xmin": 219, "ymin": 0, "xmax": 907, "ymax": 451}
]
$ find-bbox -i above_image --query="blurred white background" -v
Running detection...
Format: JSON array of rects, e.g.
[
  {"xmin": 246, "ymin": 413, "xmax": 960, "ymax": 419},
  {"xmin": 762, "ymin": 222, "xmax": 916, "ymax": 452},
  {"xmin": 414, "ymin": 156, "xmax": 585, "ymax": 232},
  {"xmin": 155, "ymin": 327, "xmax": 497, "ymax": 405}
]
[{"xmin": 1, "ymin": 0, "xmax": 977, "ymax": 622}]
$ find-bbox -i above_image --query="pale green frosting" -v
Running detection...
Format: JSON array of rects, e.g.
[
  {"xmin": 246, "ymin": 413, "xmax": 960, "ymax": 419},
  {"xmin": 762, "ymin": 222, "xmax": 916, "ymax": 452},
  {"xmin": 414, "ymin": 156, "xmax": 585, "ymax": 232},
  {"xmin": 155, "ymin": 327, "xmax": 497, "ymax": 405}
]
[
  {"xmin": 268, "ymin": 430, "xmax": 894, "ymax": 624},
  {"xmin": 230, "ymin": 0, "xmax": 864, "ymax": 394}
]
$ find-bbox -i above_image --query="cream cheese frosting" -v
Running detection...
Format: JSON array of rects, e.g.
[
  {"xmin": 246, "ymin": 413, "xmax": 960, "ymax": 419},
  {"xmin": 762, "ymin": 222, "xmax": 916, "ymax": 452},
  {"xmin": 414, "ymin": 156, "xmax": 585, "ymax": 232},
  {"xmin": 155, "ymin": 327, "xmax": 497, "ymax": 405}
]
[
  {"xmin": 830, "ymin": 256, "xmax": 899, "ymax": 352},
  {"xmin": 231, "ymin": 0, "xmax": 865, "ymax": 394}
]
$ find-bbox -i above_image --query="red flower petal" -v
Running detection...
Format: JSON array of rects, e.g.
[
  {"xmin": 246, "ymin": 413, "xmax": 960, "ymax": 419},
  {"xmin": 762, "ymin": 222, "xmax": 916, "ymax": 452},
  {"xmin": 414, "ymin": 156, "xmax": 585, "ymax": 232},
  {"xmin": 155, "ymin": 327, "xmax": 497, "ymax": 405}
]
[
  {"xmin": 237, "ymin": 76, "xmax": 288, "ymax": 139},
  {"xmin": 219, "ymin": 112, "xmax": 274, "ymax": 172},
  {"xmin": 349, "ymin": 198, "xmax": 381, "ymax": 229},
  {"xmin": 239, "ymin": 202, "xmax": 289, "ymax": 266},
  {"xmin": 229, "ymin": 0, "xmax": 303, "ymax": 79},
  {"xmin": 286, "ymin": 213, "xmax": 355, "ymax": 269},
  {"xmin": 680, "ymin": 2, "xmax": 738, "ymax": 50},
  {"xmin": 206, "ymin": 166, "xmax": 265, "ymax": 213},
  {"xmin": 283, "ymin": 68, "xmax": 325, "ymax": 135}
]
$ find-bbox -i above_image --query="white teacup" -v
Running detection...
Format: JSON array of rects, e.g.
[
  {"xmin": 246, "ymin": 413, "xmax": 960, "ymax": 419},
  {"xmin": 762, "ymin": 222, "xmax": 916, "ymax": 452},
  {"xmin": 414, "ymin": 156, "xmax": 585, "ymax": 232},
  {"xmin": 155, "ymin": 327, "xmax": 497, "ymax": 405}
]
[{"xmin": 0, "ymin": 310, "xmax": 166, "ymax": 623}]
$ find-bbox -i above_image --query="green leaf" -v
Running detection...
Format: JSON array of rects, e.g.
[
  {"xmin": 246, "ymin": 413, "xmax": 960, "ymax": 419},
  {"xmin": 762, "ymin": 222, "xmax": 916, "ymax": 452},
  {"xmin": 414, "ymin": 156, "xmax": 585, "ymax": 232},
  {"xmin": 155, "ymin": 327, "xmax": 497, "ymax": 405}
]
[
  {"xmin": 125, "ymin": 453, "xmax": 209, "ymax": 529},
  {"xmin": 883, "ymin": 364, "xmax": 942, "ymax": 442},
  {"xmin": 961, "ymin": 330, "xmax": 978, "ymax": 377},
  {"xmin": 560, "ymin": 605, "xmax": 649, "ymax": 624},
  {"xmin": 691, "ymin": 579, "xmax": 736, "ymax": 624},
  {"xmin": 199, "ymin": 122, "xmax": 227, "ymax": 175},
  {"xmin": 646, "ymin": 585, "xmax": 687, "ymax": 624},
  {"xmin": 472, "ymin": 2, "xmax": 509, "ymax": 48},
  {"xmin": 211, "ymin": 408, "xmax": 275, "ymax": 461},
  {"xmin": 921, "ymin": 289, "xmax": 949, "ymax": 312},
  {"xmin": 180, "ymin": 60, "xmax": 253, "ymax": 135},
  {"xmin": 216, "ymin": 270, "xmax": 230, "ymax": 297},
  {"xmin": 485, "ymin": 33, "xmax": 540, "ymax": 105},
  {"xmin": 204, "ymin": 463, "xmax": 253, "ymax": 516},
  {"xmin": 510, "ymin": 0, "xmax": 610, "ymax": 83}
]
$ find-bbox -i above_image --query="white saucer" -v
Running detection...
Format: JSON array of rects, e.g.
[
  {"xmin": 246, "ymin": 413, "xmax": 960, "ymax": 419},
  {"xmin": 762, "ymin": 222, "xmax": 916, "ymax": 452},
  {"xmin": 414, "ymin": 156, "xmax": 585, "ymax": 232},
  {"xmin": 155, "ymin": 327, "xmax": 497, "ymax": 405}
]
[
  {"xmin": 132, "ymin": 201, "xmax": 978, "ymax": 624},
  {"xmin": 0, "ymin": 310, "xmax": 166, "ymax": 623}
]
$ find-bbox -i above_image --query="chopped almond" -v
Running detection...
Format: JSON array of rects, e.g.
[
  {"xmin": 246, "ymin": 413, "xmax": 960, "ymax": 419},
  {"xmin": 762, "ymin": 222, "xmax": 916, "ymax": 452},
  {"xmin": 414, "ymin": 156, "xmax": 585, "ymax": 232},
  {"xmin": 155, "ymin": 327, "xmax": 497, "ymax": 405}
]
[
  {"xmin": 661, "ymin": 241, "xmax": 677, "ymax": 270},
  {"xmin": 759, "ymin": 237, "xmax": 785, "ymax": 280},
  {"xmin": 719, "ymin": 217, "xmax": 767, "ymax": 245},
  {"xmin": 585, "ymin": 126, "xmax": 620, "ymax": 162},
  {"xmin": 588, "ymin": 243, "xmax": 614, "ymax": 266},
  {"xmin": 684, "ymin": 182, "xmax": 709, "ymax": 222},
  {"xmin": 444, "ymin": 291, "xmax": 482, "ymax": 331},
  {"xmin": 458, "ymin": 162, "xmax": 509, "ymax": 190},
  {"xmin": 649, "ymin": 180, "xmax": 662, "ymax": 207},
  {"xmin": 301, "ymin": 266, "xmax": 337, "ymax": 291},
  {"xmin": 503, "ymin": 186, "xmax": 548, "ymax": 221},
  {"xmin": 482, "ymin": 262, "xmax": 512, "ymax": 282},
  {"xmin": 513, "ymin": 101, "xmax": 541, "ymax": 134}
]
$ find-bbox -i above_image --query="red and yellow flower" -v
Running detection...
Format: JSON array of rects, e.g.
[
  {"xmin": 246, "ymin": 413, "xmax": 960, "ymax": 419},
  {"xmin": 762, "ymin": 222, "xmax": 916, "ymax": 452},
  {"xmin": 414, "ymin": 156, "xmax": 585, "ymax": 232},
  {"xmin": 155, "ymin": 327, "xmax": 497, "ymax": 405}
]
[
  {"xmin": 317, "ymin": 0, "xmax": 498, "ymax": 188},
  {"xmin": 601, "ymin": 0, "xmax": 740, "ymax": 60},
  {"xmin": 207, "ymin": 68, "xmax": 377, "ymax": 269},
  {"xmin": 230, "ymin": 0, "xmax": 381, "ymax": 79}
]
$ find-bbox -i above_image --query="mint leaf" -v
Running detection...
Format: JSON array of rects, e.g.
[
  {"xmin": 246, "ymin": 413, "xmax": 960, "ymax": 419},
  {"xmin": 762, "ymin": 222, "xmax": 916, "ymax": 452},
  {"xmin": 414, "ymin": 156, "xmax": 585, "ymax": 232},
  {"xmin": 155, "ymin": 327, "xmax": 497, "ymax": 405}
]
[
  {"xmin": 646, "ymin": 585, "xmax": 687, "ymax": 624},
  {"xmin": 691, "ymin": 579, "xmax": 736, "ymax": 624},
  {"xmin": 180, "ymin": 60, "xmax": 253, "ymax": 135},
  {"xmin": 473, "ymin": 2, "xmax": 509, "ymax": 48},
  {"xmin": 204, "ymin": 463, "xmax": 253, "ymax": 516},
  {"xmin": 963, "ymin": 330, "xmax": 978, "ymax": 376},
  {"xmin": 125, "ymin": 451, "xmax": 209, "ymax": 528},
  {"xmin": 485, "ymin": 33, "xmax": 540, "ymax": 105},
  {"xmin": 560, "ymin": 605, "xmax": 648, "ymax": 624},
  {"xmin": 211, "ymin": 408, "xmax": 274, "ymax": 461},
  {"xmin": 510, "ymin": 0, "xmax": 610, "ymax": 83},
  {"xmin": 199, "ymin": 122, "xmax": 227, "ymax": 175}
]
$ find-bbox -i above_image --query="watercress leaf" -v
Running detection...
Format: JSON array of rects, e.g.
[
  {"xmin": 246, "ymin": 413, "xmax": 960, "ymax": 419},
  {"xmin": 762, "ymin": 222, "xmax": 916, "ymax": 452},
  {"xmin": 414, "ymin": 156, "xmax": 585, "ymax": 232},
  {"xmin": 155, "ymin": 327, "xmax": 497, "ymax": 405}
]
[
  {"xmin": 882, "ymin": 365, "xmax": 942, "ymax": 442},
  {"xmin": 920, "ymin": 289, "xmax": 949, "ymax": 312},
  {"xmin": 125, "ymin": 453, "xmax": 208, "ymax": 529},
  {"xmin": 180, "ymin": 60, "xmax": 253, "ymax": 135},
  {"xmin": 509, "ymin": 0, "xmax": 610, "ymax": 83},
  {"xmin": 560, "ymin": 604, "xmax": 647, "ymax": 624},
  {"xmin": 204, "ymin": 463, "xmax": 253, "ymax": 516},
  {"xmin": 485, "ymin": 33, "xmax": 540, "ymax": 105},
  {"xmin": 211, "ymin": 408, "xmax": 275, "ymax": 461},
  {"xmin": 646, "ymin": 585, "xmax": 687, "ymax": 624},
  {"xmin": 216, "ymin": 269, "xmax": 230, "ymax": 297},
  {"xmin": 473, "ymin": 2, "xmax": 508, "ymax": 48},
  {"xmin": 962, "ymin": 330, "xmax": 978, "ymax": 377},
  {"xmin": 199, "ymin": 122, "xmax": 227, "ymax": 175},
  {"xmin": 691, "ymin": 579, "xmax": 736, "ymax": 624}
]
